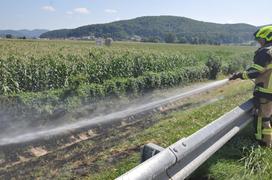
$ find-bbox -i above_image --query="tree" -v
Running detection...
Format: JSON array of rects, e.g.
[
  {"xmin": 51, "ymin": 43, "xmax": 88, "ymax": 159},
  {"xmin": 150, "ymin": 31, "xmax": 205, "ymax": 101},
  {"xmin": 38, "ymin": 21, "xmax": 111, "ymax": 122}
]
[
  {"xmin": 178, "ymin": 36, "xmax": 187, "ymax": 44},
  {"xmin": 5, "ymin": 34, "xmax": 12, "ymax": 39},
  {"xmin": 148, "ymin": 36, "xmax": 161, "ymax": 43},
  {"xmin": 164, "ymin": 33, "xmax": 177, "ymax": 43},
  {"xmin": 39, "ymin": 16, "xmax": 256, "ymax": 44}
]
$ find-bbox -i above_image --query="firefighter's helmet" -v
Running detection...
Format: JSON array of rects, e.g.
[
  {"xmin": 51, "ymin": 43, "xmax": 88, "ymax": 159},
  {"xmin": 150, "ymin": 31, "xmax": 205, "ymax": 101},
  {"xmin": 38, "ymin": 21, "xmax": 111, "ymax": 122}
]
[{"xmin": 254, "ymin": 26, "xmax": 272, "ymax": 42}]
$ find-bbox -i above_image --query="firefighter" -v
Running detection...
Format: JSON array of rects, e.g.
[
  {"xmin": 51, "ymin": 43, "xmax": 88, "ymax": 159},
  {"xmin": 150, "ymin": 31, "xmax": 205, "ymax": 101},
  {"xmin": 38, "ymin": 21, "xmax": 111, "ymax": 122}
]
[{"xmin": 229, "ymin": 26, "xmax": 272, "ymax": 147}]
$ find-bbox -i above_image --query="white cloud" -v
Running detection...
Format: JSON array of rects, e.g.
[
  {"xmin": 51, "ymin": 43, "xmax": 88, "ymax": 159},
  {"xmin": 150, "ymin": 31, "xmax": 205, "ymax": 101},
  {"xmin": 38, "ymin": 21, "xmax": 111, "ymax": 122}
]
[
  {"xmin": 74, "ymin": 8, "xmax": 90, "ymax": 14},
  {"xmin": 105, "ymin": 9, "xmax": 118, "ymax": 14},
  {"xmin": 226, "ymin": 20, "xmax": 235, "ymax": 24},
  {"xmin": 66, "ymin": 11, "xmax": 74, "ymax": 15},
  {"xmin": 42, "ymin": 5, "xmax": 56, "ymax": 12}
]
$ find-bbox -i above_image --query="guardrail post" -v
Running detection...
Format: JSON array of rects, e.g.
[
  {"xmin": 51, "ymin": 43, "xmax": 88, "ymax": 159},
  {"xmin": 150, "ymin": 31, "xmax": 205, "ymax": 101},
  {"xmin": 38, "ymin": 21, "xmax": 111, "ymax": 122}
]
[{"xmin": 141, "ymin": 143, "xmax": 165, "ymax": 162}]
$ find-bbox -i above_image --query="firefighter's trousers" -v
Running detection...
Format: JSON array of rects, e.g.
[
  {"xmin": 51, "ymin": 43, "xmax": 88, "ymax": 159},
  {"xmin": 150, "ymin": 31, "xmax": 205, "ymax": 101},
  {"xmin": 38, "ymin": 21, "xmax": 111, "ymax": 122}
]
[{"xmin": 255, "ymin": 98, "xmax": 272, "ymax": 147}]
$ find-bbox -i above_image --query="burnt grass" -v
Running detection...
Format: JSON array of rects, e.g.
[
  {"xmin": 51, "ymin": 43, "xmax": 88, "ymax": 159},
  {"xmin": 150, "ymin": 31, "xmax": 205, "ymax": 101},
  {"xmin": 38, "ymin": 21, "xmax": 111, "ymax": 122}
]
[{"xmin": 0, "ymin": 97, "xmax": 210, "ymax": 179}]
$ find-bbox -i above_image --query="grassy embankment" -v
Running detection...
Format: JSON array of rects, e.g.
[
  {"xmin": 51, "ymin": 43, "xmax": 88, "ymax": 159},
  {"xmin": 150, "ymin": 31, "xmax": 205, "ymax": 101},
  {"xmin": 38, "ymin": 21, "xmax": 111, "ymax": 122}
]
[
  {"xmin": 87, "ymin": 80, "xmax": 272, "ymax": 180},
  {"xmin": 5, "ymin": 80, "xmax": 264, "ymax": 179}
]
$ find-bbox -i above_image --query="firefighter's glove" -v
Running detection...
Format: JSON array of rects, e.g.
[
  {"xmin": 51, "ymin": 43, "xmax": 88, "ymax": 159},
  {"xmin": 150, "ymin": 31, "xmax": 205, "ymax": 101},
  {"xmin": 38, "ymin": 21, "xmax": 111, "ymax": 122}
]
[{"xmin": 229, "ymin": 72, "xmax": 242, "ymax": 80}]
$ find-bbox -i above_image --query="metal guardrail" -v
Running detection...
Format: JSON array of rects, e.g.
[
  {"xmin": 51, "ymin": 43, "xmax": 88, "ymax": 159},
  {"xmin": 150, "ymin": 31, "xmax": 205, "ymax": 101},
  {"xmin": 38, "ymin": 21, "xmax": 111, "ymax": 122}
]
[{"xmin": 116, "ymin": 99, "xmax": 254, "ymax": 180}]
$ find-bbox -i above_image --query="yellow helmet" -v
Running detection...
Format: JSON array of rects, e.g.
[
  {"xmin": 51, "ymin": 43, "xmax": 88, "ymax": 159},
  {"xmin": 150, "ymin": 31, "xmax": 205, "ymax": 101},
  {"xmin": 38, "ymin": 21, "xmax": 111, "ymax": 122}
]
[{"xmin": 254, "ymin": 26, "xmax": 272, "ymax": 42}]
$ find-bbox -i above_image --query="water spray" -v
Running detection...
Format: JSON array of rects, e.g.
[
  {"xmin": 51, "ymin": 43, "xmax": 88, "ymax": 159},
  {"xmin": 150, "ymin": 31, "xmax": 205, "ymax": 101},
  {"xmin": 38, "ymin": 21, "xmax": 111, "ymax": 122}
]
[{"xmin": 0, "ymin": 79, "xmax": 229, "ymax": 146}]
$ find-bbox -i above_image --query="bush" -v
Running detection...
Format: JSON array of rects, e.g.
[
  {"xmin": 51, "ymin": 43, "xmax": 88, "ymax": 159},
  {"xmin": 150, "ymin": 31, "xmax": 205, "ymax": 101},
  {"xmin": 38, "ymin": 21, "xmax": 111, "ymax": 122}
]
[{"xmin": 205, "ymin": 55, "xmax": 222, "ymax": 79}]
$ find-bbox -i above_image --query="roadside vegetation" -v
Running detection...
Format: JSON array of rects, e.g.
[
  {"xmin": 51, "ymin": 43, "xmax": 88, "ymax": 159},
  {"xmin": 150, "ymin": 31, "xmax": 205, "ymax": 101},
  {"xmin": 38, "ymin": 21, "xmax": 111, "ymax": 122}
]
[
  {"xmin": 2, "ymin": 79, "xmax": 263, "ymax": 180},
  {"xmin": 0, "ymin": 80, "xmax": 257, "ymax": 179},
  {"xmin": 89, "ymin": 81, "xmax": 272, "ymax": 180},
  {"xmin": 1, "ymin": 39, "xmax": 266, "ymax": 179},
  {"xmin": 0, "ymin": 40, "xmax": 253, "ymax": 118}
]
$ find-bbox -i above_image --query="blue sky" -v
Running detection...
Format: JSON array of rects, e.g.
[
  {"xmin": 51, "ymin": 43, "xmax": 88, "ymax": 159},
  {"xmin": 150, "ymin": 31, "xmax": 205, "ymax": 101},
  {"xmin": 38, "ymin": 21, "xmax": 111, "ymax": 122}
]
[{"xmin": 0, "ymin": 0, "xmax": 271, "ymax": 30}]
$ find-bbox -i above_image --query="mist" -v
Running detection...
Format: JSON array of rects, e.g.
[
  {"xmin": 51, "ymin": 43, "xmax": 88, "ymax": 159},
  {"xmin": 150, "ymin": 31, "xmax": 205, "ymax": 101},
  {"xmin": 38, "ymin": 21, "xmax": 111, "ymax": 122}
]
[{"xmin": 0, "ymin": 79, "xmax": 228, "ymax": 146}]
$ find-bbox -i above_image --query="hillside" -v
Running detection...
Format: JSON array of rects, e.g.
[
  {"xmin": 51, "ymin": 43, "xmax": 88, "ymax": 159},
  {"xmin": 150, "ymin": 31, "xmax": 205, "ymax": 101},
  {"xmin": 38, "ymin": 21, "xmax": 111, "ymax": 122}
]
[
  {"xmin": 40, "ymin": 16, "xmax": 258, "ymax": 44},
  {"xmin": 0, "ymin": 29, "xmax": 48, "ymax": 38}
]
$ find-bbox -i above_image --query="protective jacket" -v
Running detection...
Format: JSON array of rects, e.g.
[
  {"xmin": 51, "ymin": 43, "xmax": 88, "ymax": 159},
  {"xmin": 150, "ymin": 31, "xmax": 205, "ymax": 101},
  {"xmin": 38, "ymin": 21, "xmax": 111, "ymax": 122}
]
[{"xmin": 241, "ymin": 43, "xmax": 272, "ymax": 100}]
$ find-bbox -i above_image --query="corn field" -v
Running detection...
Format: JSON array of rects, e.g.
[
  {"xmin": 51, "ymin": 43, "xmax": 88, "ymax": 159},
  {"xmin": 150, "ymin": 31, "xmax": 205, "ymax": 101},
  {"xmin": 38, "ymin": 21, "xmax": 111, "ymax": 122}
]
[
  {"xmin": 0, "ymin": 40, "xmax": 254, "ymax": 95},
  {"xmin": 0, "ymin": 39, "xmax": 255, "ymax": 128}
]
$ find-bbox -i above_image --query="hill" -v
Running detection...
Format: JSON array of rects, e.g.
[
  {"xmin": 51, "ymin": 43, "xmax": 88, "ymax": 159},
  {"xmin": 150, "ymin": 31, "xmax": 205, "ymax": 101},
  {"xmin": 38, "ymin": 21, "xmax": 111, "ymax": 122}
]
[
  {"xmin": 0, "ymin": 29, "xmax": 48, "ymax": 38},
  {"xmin": 40, "ymin": 16, "xmax": 258, "ymax": 44}
]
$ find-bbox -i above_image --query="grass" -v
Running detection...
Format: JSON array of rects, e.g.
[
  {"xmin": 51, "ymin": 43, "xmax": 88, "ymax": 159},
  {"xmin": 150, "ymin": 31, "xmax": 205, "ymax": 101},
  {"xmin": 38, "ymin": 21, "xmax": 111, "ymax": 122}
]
[
  {"xmin": 4, "ymin": 80, "xmax": 271, "ymax": 180},
  {"xmin": 86, "ymin": 80, "xmax": 262, "ymax": 180},
  {"xmin": 0, "ymin": 39, "xmax": 263, "ymax": 179}
]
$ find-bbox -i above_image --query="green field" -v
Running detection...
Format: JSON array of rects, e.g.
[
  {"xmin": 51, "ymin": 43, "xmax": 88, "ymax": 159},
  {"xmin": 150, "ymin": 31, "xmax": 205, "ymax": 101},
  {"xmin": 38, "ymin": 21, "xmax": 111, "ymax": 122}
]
[
  {"xmin": 0, "ymin": 39, "xmax": 255, "ymax": 58},
  {"xmin": 0, "ymin": 39, "xmax": 253, "ymax": 106},
  {"xmin": 0, "ymin": 39, "xmax": 255, "ymax": 129},
  {"xmin": 0, "ymin": 39, "xmax": 254, "ymax": 94},
  {"xmin": 1, "ymin": 39, "xmax": 266, "ymax": 179}
]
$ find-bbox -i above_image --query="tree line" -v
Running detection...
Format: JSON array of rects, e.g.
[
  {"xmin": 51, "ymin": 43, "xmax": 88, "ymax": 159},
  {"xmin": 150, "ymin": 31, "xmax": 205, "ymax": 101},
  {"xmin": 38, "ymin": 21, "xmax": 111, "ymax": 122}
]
[{"xmin": 40, "ymin": 16, "xmax": 257, "ymax": 45}]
